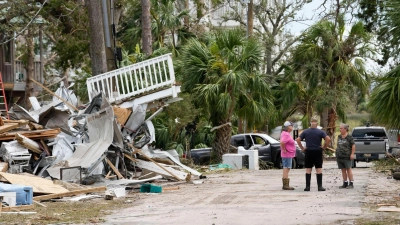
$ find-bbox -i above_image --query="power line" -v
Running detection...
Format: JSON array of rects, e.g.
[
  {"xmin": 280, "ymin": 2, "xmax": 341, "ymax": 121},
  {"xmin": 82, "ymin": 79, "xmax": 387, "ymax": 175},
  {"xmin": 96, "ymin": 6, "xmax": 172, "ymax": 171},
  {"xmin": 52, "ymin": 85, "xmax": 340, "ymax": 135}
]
[{"xmin": 0, "ymin": 0, "xmax": 48, "ymax": 45}]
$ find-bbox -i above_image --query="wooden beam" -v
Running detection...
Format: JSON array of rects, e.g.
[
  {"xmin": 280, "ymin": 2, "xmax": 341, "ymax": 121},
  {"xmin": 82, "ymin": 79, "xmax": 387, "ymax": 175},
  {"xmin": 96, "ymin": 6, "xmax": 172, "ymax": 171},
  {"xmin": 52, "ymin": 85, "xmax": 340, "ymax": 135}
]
[
  {"xmin": 0, "ymin": 162, "xmax": 8, "ymax": 172},
  {"xmin": 0, "ymin": 123, "xmax": 19, "ymax": 134},
  {"xmin": 127, "ymin": 143, "xmax": 182, "ymax": 181},
  {"xmin": 30, "ymin": 78, "xmax": 79, "ymax": 112},
  {"xmin": 1, "ymin": 205, "xmax": 34, "ymax": 212},
  {"xmin": 105, "ymin": 158, "xmax": 124, "ymax": 179},
  {"xmin": 33, "ymin": 186, "xmax": 107, "ymax": 201},
  {"xmin": 123, "ymin": 153, "xmax": 138, "ymax": 162}
]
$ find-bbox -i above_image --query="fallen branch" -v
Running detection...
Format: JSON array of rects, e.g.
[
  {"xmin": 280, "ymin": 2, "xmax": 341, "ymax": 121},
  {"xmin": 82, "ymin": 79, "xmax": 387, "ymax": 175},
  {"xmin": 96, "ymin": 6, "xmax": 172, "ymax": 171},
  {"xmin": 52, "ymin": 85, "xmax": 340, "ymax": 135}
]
[{"xmin": 210, "ymin": 122, "xmax": 232, "ymax": 132}]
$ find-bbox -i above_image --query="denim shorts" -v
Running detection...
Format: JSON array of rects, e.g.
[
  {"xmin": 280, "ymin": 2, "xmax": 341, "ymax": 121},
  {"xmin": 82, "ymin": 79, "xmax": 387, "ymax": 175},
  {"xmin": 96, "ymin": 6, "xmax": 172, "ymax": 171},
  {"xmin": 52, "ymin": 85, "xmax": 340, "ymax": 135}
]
[{"xmin": 282, "ymin": 157, "xmax": 292, "ymax": 168}]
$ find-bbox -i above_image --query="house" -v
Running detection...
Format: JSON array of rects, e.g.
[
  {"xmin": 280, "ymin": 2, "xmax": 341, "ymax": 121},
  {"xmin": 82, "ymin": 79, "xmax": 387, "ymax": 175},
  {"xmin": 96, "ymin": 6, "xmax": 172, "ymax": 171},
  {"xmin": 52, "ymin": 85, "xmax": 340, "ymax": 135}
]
[{"xmin": 0, "ymin": 34, "xmax": 43, "ymax": 111}]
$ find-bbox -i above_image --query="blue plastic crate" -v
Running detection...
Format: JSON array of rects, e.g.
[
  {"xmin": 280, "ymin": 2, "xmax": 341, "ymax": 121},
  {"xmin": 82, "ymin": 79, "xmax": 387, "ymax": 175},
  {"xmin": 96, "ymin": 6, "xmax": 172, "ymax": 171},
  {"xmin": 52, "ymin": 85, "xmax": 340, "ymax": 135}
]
[{"xmin": 0, "ymin": 183, "xmax": 33, "ymax": 205}]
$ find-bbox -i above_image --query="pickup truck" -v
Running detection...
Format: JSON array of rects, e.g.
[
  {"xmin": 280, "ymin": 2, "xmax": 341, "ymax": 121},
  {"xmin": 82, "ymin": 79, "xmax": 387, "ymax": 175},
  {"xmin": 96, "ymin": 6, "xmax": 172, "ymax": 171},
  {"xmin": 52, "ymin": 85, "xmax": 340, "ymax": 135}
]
[
  {"xmin": 351, "ymin": 126, "xmax": 388, "ymax": 167},
  {"xmin": 190, "ymin": 133, "xmax": 305, "ymax": 169}
]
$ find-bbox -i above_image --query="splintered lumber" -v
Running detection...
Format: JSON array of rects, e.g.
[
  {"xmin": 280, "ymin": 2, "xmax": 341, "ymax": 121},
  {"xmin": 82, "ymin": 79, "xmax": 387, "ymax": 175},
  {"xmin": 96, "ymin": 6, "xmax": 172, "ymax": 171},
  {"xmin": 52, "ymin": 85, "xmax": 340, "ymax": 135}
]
[
  {"xmin": 0, "ymin": 162, "xmax": 8, "ymax": 172},
  {"xmin": 163, "ymin": 186, "xmax": 180, "ymax": 191},
  {"xmin": 0, "ymin": 123, "xmax": 19, "ymax": 134},
  {"xmin": 2, "ymin": 119, "xmax": 29, "ymax": 126},
  {"xmin": 40, "ymin": 139, "xmax": 51, "ymax": 156},
  {"xmin": 1, "ymin": 205, "xmax": 34, "ymax": 212},
  {"xmin": 105, "ymin": 158, "xmax": 124, "ymax": 179},
  {"xmin": 0, "ymin": 128, "xmax": 61, "ymax": 141},
  {"xmin": 30, "ymin": 78, "xmax": 79, "ymax": 112},
  {"xmin": 127, "ymin": 143, "xmax": 183, "ymax": 181},
  {"xmin": 0, "ymin": 172, "xmax": 69, "ymax": 194},
  {"xmin": 28, "ymin": 122, "xmax": 44, "ymax": 130},
  {"xmin": 113, "ymin": 106, "xmax": 132, "ymax": 126},
  {"xmin": 376, "ymin": 206, "xmax": 400, "ymax": 212},
  {"xmin": 33, "ymin": 186, "xmax": 107, "ymax": 202},
  {"xmin": 15, "ymin": 133, "xmax": 42, "ymax": 154},
  {"xmin": 123, "ymin": 153, "xmax": 138, "ymax": 162},
  {"xmin": 0, "ymin": 116, "xmax": 3, "ymax": 126}
]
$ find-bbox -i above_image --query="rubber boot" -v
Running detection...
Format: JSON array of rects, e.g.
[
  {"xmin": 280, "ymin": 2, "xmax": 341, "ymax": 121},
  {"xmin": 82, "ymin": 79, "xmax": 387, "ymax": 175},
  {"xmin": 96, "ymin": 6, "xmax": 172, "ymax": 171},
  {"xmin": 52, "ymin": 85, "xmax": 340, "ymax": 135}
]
[
  {"xmin": 317, "ymin": 173, "xmax": 326, "ymax": 191},
  {"xmin": 304, "ymin": 173, "xmax": 311, "ymax": 191},
  {"xmin": 282, "ymin": 178, "xmax": 294, "ymax": 190},
  {"xmin": 339, "ymin": 181, "xmax": 348, "ymax": 189}
]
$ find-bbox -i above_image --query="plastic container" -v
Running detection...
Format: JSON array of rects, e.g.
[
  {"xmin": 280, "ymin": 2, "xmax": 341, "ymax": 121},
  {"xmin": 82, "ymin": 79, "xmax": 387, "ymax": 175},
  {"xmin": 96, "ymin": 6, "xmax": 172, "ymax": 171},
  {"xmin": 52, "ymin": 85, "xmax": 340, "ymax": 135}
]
[
  {"xmin": 0, "ymin": 183, "xmax": 33, "ymax": 205},
  {"xmin": 140, "ymin": 183, "xmax": 152, "ymax": 193},
  {"xmin": 150, "ymin": 185, "xmax": 162, "ymax": 193}
]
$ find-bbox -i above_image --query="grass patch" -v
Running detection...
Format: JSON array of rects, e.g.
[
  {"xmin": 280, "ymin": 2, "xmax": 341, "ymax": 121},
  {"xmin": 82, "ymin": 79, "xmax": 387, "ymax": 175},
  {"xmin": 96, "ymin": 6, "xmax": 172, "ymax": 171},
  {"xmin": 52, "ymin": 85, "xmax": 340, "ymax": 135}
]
[
  {"xmin": 0, "ymin": 196, "xmax": 137, "ymax": 224},
  {"xmin": 372, "ymin": 158, "xmax": 400, "ymax": 173},
  {"xmin": 353, "ymin": 214, "xmax": 400, "ymax": 225}
]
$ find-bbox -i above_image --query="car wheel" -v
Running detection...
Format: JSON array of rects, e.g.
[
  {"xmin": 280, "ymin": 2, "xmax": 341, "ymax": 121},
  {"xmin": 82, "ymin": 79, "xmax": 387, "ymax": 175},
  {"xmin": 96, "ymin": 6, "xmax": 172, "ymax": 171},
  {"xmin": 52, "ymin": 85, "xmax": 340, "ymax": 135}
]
[
  {"xmin": 292, "ymin": 158, "xmax": 297, "ymax": 169},
  {"xmin": 275, "ymin": 155, "xmax": 282, "ymax": 169}
]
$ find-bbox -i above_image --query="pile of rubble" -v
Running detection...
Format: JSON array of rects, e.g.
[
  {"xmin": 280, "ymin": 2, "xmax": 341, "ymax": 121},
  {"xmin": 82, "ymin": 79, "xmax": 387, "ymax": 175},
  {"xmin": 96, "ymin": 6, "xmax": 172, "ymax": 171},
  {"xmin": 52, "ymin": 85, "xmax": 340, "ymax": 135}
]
[{"xmin": 0, "ymin": 54, "xmax": 203, "ymax": 211}]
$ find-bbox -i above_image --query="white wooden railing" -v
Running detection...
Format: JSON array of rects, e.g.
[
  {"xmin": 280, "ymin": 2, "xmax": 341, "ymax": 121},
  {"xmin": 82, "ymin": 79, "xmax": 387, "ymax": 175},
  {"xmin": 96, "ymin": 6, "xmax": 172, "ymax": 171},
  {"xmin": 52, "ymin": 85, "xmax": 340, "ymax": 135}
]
[{"xmin": 86, "ymin": 54, "xmax": 177, "ymax": 104}]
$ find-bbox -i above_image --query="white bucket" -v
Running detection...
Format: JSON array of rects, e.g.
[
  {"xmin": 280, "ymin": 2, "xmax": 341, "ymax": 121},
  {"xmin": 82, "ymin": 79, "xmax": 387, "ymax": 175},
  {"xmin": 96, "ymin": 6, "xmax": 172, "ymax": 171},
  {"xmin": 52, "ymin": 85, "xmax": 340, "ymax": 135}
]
[{"xmin": 113, "ymin": 187, "xmax": 126, "ymax": 197}]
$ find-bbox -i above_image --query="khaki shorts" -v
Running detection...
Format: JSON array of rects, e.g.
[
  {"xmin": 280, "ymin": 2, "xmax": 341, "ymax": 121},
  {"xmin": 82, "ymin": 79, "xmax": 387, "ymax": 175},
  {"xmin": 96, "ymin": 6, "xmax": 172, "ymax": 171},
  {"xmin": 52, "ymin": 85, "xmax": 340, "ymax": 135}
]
[{"xmin": 337, "ymin": 158, "xmax": 352, "ymax": 169}]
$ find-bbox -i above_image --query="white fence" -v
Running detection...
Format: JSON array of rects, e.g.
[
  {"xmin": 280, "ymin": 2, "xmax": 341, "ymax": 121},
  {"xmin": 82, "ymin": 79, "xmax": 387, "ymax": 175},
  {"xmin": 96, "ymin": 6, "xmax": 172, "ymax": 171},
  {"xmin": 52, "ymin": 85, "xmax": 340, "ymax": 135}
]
[{"xmin": 86, "ymin": 54, "xmax": 177, "ymax": 104}]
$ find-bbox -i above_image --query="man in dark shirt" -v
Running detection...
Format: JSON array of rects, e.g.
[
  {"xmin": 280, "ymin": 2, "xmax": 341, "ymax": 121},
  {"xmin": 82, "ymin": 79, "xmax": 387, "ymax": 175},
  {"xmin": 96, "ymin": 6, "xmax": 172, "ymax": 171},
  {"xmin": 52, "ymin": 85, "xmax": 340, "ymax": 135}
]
[{"xmin": 296, "ymin": 118, "xmax": 331, "ymax": 191}]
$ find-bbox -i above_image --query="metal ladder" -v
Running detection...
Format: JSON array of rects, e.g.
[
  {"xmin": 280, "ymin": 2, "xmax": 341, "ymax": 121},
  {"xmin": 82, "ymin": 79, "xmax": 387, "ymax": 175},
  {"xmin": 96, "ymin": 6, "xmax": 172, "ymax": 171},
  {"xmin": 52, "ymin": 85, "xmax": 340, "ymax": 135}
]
[{"xmin": 0, "ymin": 72, "xmax": 9, "ymax": 119}]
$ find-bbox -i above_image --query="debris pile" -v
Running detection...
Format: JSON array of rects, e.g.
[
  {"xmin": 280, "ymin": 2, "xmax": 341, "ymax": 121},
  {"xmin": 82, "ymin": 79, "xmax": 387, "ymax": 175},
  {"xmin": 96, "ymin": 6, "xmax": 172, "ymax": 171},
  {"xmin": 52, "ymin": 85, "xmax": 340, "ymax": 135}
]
[{"xmin": 0, "ymin": 54, "xmax": 203, "ymax": 212}]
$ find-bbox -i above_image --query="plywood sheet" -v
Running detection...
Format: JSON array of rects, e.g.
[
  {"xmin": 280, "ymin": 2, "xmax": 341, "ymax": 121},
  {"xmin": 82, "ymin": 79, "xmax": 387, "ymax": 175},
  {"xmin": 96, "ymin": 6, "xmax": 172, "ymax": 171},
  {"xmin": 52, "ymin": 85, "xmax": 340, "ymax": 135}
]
[
  {"xmin": 113, "ymin": 106, "xmax": 132, "ymax": 125},
  {"xmin": 0, "ymin": 172, "xmax": 69, "ymax": 194}
]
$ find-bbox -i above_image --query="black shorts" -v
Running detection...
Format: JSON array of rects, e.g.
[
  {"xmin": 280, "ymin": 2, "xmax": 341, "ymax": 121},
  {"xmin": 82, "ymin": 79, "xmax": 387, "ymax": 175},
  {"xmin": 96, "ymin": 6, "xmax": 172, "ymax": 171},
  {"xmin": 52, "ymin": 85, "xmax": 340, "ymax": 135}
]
[{"xmin": 304, "ymin": 149, "xmax": 323, "ymax": 168}]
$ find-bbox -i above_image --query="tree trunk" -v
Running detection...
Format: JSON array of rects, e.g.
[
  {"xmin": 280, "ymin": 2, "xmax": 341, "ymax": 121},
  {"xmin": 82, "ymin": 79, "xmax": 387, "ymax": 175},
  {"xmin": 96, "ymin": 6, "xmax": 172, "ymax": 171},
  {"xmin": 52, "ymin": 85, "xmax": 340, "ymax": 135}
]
[
  {"xmin": 247, "ymin": 0, "xmax": 254, "ymax": 37},
  {"xmin": 184, "ymin": 0, "xmax": 189, "ymax": 27},
  {"xmin": 266, "ymin": 46, "xmax": 272, "ymax": 75},
  {"xmin": 141, "ymin": 0, "xmax": 152, "ymax": 56},
  {"xmin": 86, "ymin": 0, "xmax": 108, "ymax": 76},
  {"xmin": 320, "ymin": 108, "xmax": 329, "ymax": 129},
  {"xmin": 25, "ymin": 29, "xmax": 34, "ymax": 110},
  {"xmin": 327, "ymin": 107, "xmax": 337, "ymax": 147},
  {"xmin": 211, "ymin": 122, "xmax": 232, "ymax": 162}
]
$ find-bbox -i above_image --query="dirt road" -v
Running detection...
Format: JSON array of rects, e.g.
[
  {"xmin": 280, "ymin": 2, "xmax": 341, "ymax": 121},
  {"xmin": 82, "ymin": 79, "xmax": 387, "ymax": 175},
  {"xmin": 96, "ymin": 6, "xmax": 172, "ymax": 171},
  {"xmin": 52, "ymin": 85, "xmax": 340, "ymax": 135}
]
[{"xmin": 104, "ymin": 161, "xmax": 399, "ymax": 225}]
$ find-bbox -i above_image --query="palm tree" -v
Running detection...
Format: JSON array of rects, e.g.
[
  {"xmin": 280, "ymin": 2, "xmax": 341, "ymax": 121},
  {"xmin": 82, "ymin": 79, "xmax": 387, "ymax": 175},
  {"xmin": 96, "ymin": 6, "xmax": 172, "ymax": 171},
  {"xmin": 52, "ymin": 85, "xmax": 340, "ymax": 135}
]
[
  {"xmin": 369, "ymin": 0, "xmax": 400, "ymax": 128},
  {"xmin": 288, "ymin": 15, "xmax": 372, "ymax": 144},
  {"xmin": 177, "ymin": 29, "xmax": 275, "ymax": 162}
]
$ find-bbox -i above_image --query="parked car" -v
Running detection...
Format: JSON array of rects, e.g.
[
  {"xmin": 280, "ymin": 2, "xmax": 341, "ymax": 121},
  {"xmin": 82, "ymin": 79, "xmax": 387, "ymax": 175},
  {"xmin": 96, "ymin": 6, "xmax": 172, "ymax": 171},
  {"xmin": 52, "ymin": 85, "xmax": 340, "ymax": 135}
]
[
  {"xmin": 351, "ymin": 126, "xmax": 389, "ymax": 167},
  {"xmin": 190, "ymin": 133, "xmax": 305, "ymax": 169}
]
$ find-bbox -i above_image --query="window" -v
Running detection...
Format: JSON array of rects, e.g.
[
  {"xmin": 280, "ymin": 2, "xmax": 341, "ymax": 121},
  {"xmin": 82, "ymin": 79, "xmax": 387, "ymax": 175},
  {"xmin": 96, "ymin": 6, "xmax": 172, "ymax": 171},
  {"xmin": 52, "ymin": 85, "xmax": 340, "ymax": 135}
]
[{"xmin": 352, "ymin": 128, "xmax": 387, "ymax": 138}]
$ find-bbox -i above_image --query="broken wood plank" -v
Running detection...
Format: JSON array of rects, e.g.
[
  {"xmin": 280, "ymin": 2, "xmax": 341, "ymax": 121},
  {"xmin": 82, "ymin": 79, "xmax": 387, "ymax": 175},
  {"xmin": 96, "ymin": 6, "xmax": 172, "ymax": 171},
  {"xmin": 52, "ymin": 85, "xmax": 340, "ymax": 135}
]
[
  {"xmin": 105, "ymin": 158, "xmax": 124, "ymax": 179},
  {"xmin": 15, "ymin": 133, "xmax": 42, "ymax": 154},
  {"xmin": 40, "ymin": 139, "xmax": 51, "ymax": 156},
  {"xmin": 0, "ymin": 116, "xmax": 3, "ymax": 126},
  {"xmin": 0, "ymin": 172, "xmax": 69, "ymax": 195},
  {"xmin": 377, "ymin": 203, "xmax": 397, "ymax": 206},
  {"xmin": 30, "ymin": 78, "xmax": 79, "ymax": 112},
  {"xmin": 123, "ymin": 153, "xmax": 138, "ymax": 162},
  {"xmin": 28, "ymin": 122, "xmax": 44, "ymax": 130},
  {"xmin": 33, "ymin": 186, "xmax": 107, "ymax": 201},
  {"xmin": 163, "ymin": 186, "xmax": 180, "ymax": 191},
  {"xmin": 135, "ymin": 159, "xmax": 187, "ymax": 181},
  {"xmin": 0, "ymin": 162, "xmax": 8, "ymax": 172},
  {"xmin": 128, "ymin": 143, "xmax": 183, "ymax": 181},
  {"xmin": 0, "ymin": 128, "xmax": 61, "ymax": 141},
  {"xmin": 376, "ymin": 206, "xmax": 400, "ymax": 212},
  {"xmin": 0, "ymin": 123, "xmax": 19, "ymax": 134},
  {"xmin": 2, "ymin": 119, "xmax": 29, "ymax": 126},
  {"xmin": 113, "ymin": 106, "xmax": 132, "ymax": 126},
  {"xmin": 1, "ymin": 205, "xmax": 34, "ymax": 212}
]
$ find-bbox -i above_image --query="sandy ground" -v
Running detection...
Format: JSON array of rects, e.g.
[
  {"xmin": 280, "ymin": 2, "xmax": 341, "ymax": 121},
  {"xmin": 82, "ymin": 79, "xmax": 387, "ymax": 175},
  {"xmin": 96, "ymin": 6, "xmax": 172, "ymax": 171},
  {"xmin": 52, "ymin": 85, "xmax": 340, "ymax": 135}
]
[{"xmin": 103, "ymin": 161, "xmax": 400, "ymax": 225}]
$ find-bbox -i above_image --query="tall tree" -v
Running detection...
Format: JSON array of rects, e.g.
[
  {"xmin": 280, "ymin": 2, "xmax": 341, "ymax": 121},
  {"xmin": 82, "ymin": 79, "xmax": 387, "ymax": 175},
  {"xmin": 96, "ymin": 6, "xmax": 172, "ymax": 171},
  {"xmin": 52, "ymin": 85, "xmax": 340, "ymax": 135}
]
[
  {"xmin": 290, "ymin": 15, "xmax": 372, "ymax": 145},
  {"xmin": 141, "ymin": 0, "xmax": 152, "ymax": 56},
  {"xmin": 177, "ymin": 29, "xmax": 275, "ymax": 162},
  {"xmin": 86, "ymin": 0, "xmax": 107, "ymax": 75},
  {"xmin": 368, "ymin": 0, "xmax": 400, "ymax": 128}
]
